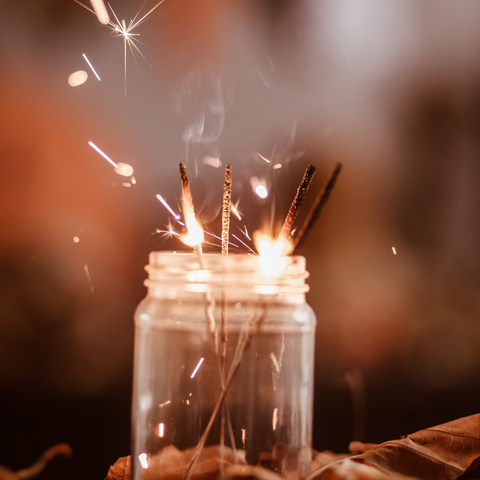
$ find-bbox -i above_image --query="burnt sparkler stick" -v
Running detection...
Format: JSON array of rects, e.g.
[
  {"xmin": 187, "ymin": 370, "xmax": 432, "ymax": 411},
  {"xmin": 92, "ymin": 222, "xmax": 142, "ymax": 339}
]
[
  {"xmin": 220, "ymin": 164, "xmax": 232, "ymax": 474},
  {"xmin": 280, "ymin": 164, "xmax": 317, "ymax": 240},
  {"xmin": 293, "ymin": 162, "xmax": 343, "ymax": 253},
  {"xmin": 220, "ymin": 164, "xmax": 232, "ymax": 369},
  {"xmin": 221, "ymin": 164, "xmax": 232, "ymax": 255}
]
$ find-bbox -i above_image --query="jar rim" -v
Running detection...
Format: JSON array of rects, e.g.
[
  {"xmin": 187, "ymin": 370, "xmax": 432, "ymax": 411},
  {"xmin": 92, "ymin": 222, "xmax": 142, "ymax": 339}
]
[{"xmin": 145, "ymin": 251, "xmax": 310, "ymax": 293}]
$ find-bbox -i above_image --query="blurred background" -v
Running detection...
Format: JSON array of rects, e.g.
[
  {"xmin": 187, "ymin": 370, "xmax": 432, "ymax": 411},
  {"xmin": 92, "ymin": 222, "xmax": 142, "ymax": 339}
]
[{"xmin": 1, "ymin": 0, "xmax": 480, "ymax": 478}]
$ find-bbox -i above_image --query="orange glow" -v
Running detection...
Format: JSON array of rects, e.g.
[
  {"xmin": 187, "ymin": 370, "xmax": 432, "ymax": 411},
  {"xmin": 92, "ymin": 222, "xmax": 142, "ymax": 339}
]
[
  {"xmin": 181, "ymin": 211, "xmax": 204, "ymax": 247},
  {"xmin": 254, "ymin": 232, "xmax": 293, "ymax": 275}
]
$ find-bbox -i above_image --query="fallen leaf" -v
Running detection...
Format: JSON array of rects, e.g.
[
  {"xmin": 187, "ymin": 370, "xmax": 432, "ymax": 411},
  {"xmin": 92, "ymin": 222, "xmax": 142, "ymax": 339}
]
[{"xmin": 308, "ymin": 413, "xmax": 480, "ymax": 480}]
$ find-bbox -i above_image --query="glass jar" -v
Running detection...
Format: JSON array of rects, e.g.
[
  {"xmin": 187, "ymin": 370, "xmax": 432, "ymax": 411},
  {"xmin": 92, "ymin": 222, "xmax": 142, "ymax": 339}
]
[{"xmin": 132, "ymin": 252, "xmax": 316, "ymax": 480}]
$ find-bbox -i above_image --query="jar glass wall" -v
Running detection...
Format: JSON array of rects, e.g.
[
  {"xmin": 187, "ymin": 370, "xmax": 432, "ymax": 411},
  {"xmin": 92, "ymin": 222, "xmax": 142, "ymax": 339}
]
[{"xmin": 132, "ymin": 252, "xmax": 316, "ymax": 480}]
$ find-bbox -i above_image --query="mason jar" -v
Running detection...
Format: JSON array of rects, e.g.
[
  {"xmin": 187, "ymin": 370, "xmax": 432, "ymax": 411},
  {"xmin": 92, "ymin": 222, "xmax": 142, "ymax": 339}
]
[{"xmin": 132, "ymin": 252, "xmax": 316, "ymax": 480}]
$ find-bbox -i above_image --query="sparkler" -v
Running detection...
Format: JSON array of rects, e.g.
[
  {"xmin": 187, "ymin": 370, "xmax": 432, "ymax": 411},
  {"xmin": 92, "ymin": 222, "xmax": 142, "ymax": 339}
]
[
  {"xmin": 293, "ymin": 163, "xmax": 343, "ymax": 253},
  {"xmin": 280, "ymin": 164, "xmax": 316, "ymax": 240}
]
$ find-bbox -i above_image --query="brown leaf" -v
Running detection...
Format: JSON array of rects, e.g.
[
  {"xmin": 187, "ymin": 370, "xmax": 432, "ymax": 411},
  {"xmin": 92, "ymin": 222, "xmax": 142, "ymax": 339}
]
[
  {"xmin": 359, "ymin": 413, "xmax": 480, "ymax": 480},
  {"xmin": 104, "ymin": 456, "xmax": 131, "ymax": 480},
  {"xmin": 308, "ymin": 413, "xmax": 480, "ymax": 480},
  {"xmin": 104, "ymin": 445, "xmax": 241, "ymax": 480}
]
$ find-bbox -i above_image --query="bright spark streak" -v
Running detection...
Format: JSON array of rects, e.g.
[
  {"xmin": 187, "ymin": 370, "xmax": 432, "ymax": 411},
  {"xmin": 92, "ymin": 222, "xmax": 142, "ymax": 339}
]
[
  {"xmin": 231, "ymin": 202, "xmax": 242, "ymax": 221},
  {"xmin": 257, "ymin": 153, "xmax": 271, "ymax": 163},
  {"xmin": 273, "ymin": 163, "xmax": 282, "ymax": 170},
  {"xmin": 84, "ymin": 265, "xmax": 95, "ymax": 294},
  {"xmin": 138, "ymin": 453, "xmax": 149, "ymax": 469},
  {"xmin": 90, "ymin": 0, "xmax": 110, "ymax": 24},
  {"xmin": 203, "ymin": 230, "xmax": 239, "ymax": 249},
  {"xmin": 243, "ymin": 226, "xmax": 251, "ymax": 241},
  {"xmin": 82, "ymin": 53, "xmax": 101, "ymax": 80},
  {"xmin": 156, "ymin": 194, "xmax": 181, "ymax": 220},
  {"xmin": 272, "ymin": 408, "xmax": 278, "ymax": 431},
  {"xmin": 190, "ymin": 358, "xmax": 204, "ymax": 378},
  {"xmin": 75, "ymin": 0, "xmax": 164, "ymax": 91},
  {"xmin": 158, "ymin": 400, "xmax": 171, "ymax": 408},
  {"xmin": 392, "ymin": 247, "xmax": 397, "ymax": 255},
  {"xmin": 232, "ymin": 234, "xmax": 257, "ymax": 255},
  {"xmin": 154, "ymin": 228, "xmax": 179, "ymax": 237},
  {"xmin": 241, "ymin": 429, "xmax": 246, "ymax": 448},
  {"xmin": 158, "ymin": 423, "xmax": 165, "ymax": 437},
  {"xmin": 88, "ymin": 141, "xmax": 119, "ymax": 168}
]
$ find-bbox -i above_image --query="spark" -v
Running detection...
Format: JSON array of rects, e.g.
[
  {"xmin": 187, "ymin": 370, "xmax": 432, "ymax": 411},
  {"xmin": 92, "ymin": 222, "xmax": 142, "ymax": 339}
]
[
  {"xmin": 158, "ymin": 400, "xmax": 171, "ymax": 408},
  {"xmin": 232, "ymin": 234, "xmax": 257, "ymax": 255},
  {"xmin": 84, "ymin": 265, "xmax": 95, "ymax": 294},
  {"xmin": 88, "ymin": 141, "xmax": 119, "ymax": 168},
  {"xmin": 158, "ymin": 423, "xmax": 165, "ymax": 437},
  {"xmin": 156, "ymin": 194, "xmax": 181, "ymax": 220},
  {"xmin": 241, "ymin": 429, "xmax": 246, "ymax": 448},
  {"xmin": 257, "ymin": 153, "xmax": 271, "ymax": 163},
  {"xmin": 82, "ymin": 53, "xmax": 101, "ymax": 80},
  {"xmin": 392, "ymin": 247, "xmax": 397, "ymax": 255},
  {"xmin": 243, "ymin": 226, "xmax": 251, "ymax": 241},
  {"xmin": 131, "ymin": 176, "xmax": 137, "ymax": 184},
  {"xmin": 255, "ymin": 185, "xmax": 269, "ymax": 199},
  {"xmin": 272, "ymin": 408, "xmax": 278, "ymax": 431},
  {"xmin": 190, "ymin": 358, "xmax": 204, "ymax": 378},
  {"xmin": 90, "ymin": 0, "xmax": 110, "ymax": 24},
  {"xmin": 121, "ymin": 182, "xmax": 131, "ymax": 187},
  {"xmin": 230, "ymin": 201, "xmax": 242, "ymax": 221},
  {"xmin": 138, "ymin": 453, "xmax": 149, "ymax": 469},
  {"xmin": 273, "ymin": 164, "xmax": 282, "ymax": 170},
  {"xmin": 68, "ymin": 70, "xmax": 88, "ymax": 87},
  {"xmin": 154, "ymin": 226, "xmax": 179, "ymax": 238},
  {"xmin": 75, "ymin": 0, "xmax": 165, "ymax": 93},
  {"xmin": 203, "ymin": 230, "xmax": 239, "ymax": 249},
  {"xmin": 73, "ymin": 237, "xmax": 80, "ymax": 243}
]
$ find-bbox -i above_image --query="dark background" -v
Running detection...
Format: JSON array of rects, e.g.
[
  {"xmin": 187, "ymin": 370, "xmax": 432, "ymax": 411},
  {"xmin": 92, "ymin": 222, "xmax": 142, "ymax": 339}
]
[{"xmin": 1, "ymin": 0, "xmax": 480, "ymax": 478}]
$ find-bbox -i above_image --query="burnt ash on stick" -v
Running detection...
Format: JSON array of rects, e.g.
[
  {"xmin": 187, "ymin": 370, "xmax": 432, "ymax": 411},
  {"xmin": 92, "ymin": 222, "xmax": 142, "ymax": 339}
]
[
  {"xmin": 293, "ymin": 162, "xmax": 343, "ymax": 253},
  {"xmin": 281, "ymin": 164, "xmax": 317, "ymax": 240}
]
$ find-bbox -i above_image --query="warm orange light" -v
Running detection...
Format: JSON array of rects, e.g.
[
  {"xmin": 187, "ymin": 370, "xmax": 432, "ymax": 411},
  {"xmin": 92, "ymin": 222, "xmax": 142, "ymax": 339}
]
[
  {"xmin": 181, "ymin": 212, "xmax": 204, "ymax": 247},
  {"xmin": 254, "ymin": 232, "xmax": 293, "ymax": 275}
]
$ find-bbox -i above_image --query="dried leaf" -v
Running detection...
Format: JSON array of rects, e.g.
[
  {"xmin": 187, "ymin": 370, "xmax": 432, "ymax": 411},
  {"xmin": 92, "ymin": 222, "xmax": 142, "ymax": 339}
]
[
  {"xmin": 105, "ymin": 456, "xmax": 131, "ymax": 480},
  {"xmin": 308, "ymin": 413, "xmax": 480, "ymax": 480},
  {"xmin": 104, "ymin": 445, "xmax": 240, "ymax": 480}
]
